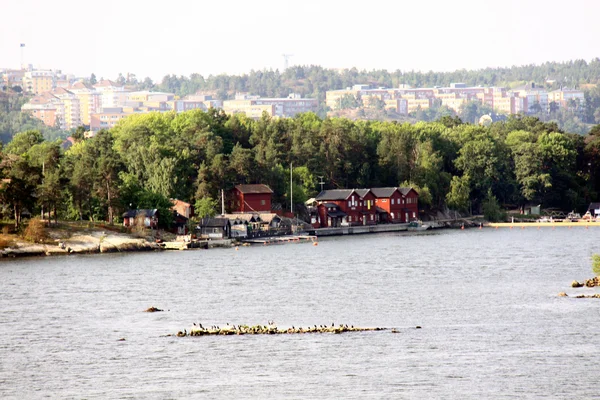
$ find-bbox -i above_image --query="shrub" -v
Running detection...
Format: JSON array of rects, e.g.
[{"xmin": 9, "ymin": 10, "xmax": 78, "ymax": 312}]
[{"xmin": 23, "ymin": 217, "xmax": 48, "ymax": 243}]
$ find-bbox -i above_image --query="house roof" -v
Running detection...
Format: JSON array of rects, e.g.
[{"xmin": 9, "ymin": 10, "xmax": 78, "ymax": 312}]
[
  {"xmin": 315, "ymin": 189, "xmax": 354, "ymax": 201},
  {"xmin": 122, "ymin": 209, "xmax": 158, "ymax": 218},
  {"xmin": 370, "ymin": 187, "xmax": 399, "ymax": 198},
  {"xmin": 354, "ymin": 189, "xmax": 371, "ymax": 198},
  {"xmin": 259, "ymin": 213, "xmax": 281, "ymax": 224},
  {"xmin": 399, "ymin": 187, "xmax": 418, "ymax": 196},
  {"xmin": 320, "ymin": 202, "xmax": 339, "ymax": 208},
  {"xmin": 196, "ymin": 217, "xmax": 230, "ymax": 228},
  {"xmin": 234, "ymin": 184, "xmax": 273, "ymax": 194},
  {"xmin": 171, "ymin": 199, "xmax": 191, "ymax": 208},
  {"xmin": 94, "ymin": 79, "xmax": 120, "ymax": 88},
  {"xmin": 222, "ymin": 213, "xmax": 262, "ymax": 223},
  {"xmin": 71, "ymin": 81, "xmax": 93, "ymax": 90}
]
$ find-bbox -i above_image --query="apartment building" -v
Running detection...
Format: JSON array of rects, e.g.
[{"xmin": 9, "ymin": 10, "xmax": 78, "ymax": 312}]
[
  {"xmin": 22, "ymin": 70, "xmax": 55, "ymax": 94},
  {"xmin": 223, "ymin": 93, "xmax": 317, "ymax": 118},
  {"xmin": 90, "ymin": 107, "xmax": 135, "ymax": 131},
  {"xmin": 93, "ymin": 80, "xmax": 128, "ymax": 108},
  {"xmin": 69, "ymin": 81, "xmax": 101, "ymax": 125},
  {"xmin": 548, "ymin": 88, "xmax": 586, "ymax": 109},
  {"xmin": 21, "ymin": 92, "xmax": 62, "ymax": 128},
  {"xmin": 326, "ymin": 83, "xmax": 584, "ymax": 116},
  {"xmin": 51, "ymin": 87, "xmax": 81, "ymax": 129}
]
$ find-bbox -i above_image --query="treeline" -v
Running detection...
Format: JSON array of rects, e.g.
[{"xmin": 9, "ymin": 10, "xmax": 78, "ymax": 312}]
[
  {"xmin": 148, "ymin": 60, "xmax": 600, "ymax": 99},
  {"xmin": 2, "ymin": 109, "xmax": 600, "ymax": 227}
]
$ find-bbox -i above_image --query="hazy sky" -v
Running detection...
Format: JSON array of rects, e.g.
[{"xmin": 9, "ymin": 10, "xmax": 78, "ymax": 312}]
[{"xmin": 1, "ymin": 0, "xmax": 598, "ymax": 81}]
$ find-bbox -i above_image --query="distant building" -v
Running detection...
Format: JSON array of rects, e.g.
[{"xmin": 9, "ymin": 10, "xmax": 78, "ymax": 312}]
[
  {"xmin": 229, "ymin": 184, "xmax": 273, "ymax": 213},
  {"xmin": 223, "ymin": 93, "xmax": 318, "ymax": 119}
]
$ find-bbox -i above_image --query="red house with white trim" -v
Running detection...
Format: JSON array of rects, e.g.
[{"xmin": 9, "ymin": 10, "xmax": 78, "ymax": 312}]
[
  {"xmin": 371, "ymin": 187, "xmax": 405, "ymax": 223},
  {"xmin": 399, "ymin": 187, "xmax": 419, "ymax": 222},
  {"xmin": 314, "ymin": 189, "xmax": 379, "ymax": 227},
  {"xmin": 229, "ymin": 184, "xmax": 273, "ymax": 213}
]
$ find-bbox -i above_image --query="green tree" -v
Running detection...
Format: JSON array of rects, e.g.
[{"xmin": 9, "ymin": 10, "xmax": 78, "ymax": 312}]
[{"xmin": 195, "ymin": 197, "xmax": 219, "ymax": 218}]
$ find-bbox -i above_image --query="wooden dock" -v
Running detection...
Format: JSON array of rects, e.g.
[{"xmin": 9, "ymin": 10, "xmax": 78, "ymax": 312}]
[{"xmin": 314, "ymin": 223, "xmax": 409, "ymax": 237}]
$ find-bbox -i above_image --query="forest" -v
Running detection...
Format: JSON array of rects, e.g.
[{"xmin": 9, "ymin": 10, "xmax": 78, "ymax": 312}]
[{"xmin": 2, "ymin": 108, "xmax": 600, "ymax": 228}]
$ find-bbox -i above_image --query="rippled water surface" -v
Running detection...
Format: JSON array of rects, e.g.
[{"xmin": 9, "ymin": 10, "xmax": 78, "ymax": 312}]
[{"xmin": 1, "ymin": 228, "xmax": 599, "ymax": 399}]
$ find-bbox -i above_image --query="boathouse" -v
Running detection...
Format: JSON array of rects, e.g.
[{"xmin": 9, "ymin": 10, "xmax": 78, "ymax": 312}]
[{"xmin": 196, "ymin": 218, "xmax": 231, "ymax": 239}]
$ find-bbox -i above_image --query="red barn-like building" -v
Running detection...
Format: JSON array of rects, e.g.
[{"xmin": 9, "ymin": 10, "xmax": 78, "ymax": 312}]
[{"xmin": 229, "ymin": 184, "xmax": 273, "ymax": 213}]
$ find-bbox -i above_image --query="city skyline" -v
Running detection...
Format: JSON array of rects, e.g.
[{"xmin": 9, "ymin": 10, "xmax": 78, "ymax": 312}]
[{"xmin": 2, "ymin": 0, "xmax": 599, "ymax": 81}]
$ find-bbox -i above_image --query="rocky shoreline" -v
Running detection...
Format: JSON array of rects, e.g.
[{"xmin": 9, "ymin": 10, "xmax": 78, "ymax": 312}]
[{"xmin": 0, "ymin": 230, "xmax": 160, "ymax": 259}]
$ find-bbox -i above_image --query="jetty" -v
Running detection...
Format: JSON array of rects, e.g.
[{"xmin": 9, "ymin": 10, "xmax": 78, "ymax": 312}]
[
  {"xmin": 313, "ymin": 223, "xmax": 409, "ymax": 237},
  {"xmin": 175, "ymin": 323, "xmax": 387, "ymax": 337}
]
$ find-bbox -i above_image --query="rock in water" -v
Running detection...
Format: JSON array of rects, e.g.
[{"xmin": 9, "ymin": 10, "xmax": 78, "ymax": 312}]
[
  {"xmin": 144, "ymin": 307, "xmax": 163, "ymax": 312},
  {"xmin": 571, "ymin": 280, "xmax": 583, "ymax": 288}
]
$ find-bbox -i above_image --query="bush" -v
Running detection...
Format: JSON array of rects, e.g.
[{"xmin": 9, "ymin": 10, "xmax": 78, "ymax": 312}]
[
  {"xmin": 23, "ymin": 217, "xmax": 48, "ymax": 243},
  {"xmin": 592, "ymin": 254, "xmax": 600, "ymax": 276}
]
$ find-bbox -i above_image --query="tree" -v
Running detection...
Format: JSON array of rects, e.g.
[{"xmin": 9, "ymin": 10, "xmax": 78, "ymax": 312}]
[
  {"xmin": 90, "ymin": 73, "xmax": 97, "ymax": 85},
  {"xmin": 195, "ymin": 197, "xmax": 219, "ymax": 218}
]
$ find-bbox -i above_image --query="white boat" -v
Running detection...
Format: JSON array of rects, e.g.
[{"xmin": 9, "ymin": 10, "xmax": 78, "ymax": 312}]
[{"xmin": 407, "ymin": 221, "xmax": 430, "ymax": 231}]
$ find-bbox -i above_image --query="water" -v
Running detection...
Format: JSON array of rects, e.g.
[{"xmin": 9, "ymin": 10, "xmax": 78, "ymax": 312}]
[{"xmin": 1, "ymin": 228, "xmax": 599, "ymax": 399}]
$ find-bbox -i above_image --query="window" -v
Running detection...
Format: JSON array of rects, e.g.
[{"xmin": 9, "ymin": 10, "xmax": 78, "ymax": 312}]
[
  {"xmin": 261, "ymin": 200, "xmax": 266, "ymax": 205},
  {"xmin": 391, "ymin": 199, "xmax": 395, "ymax": 205},
  {"xmin": 348, "ymin": 200, "xmax": 351, "ymax": 207}
]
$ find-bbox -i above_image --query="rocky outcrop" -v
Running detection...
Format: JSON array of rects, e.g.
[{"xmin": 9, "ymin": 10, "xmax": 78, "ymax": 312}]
[
  {"xmin": 174, "ymin": 323, "xmax": 386, "ymax": 337},
  {"xmin": 584, "ymin": 277, "xmax": 600, "ymax": 287}
]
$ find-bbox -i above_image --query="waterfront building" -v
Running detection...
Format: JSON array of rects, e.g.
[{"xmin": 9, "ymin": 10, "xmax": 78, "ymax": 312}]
[{"xmin": 229, "ymin": 184, "xmax": 274, "ymax": 213}]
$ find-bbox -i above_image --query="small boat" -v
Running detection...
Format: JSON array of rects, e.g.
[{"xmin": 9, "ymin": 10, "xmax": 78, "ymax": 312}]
[{"xmin": 407, "ymin": 220, "xmax": 430, "ymax": 231}]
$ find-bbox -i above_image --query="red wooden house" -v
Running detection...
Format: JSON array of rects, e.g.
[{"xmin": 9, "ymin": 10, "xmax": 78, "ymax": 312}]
[
  {"xmin": 354, "ymin": 189, "xmax": 377, "ymax": 225},
  {"xmin": 372, "ymin": 187, "xmax": 405, "ymax": 223},
  {"xmin": 399, "ymin": 187, "xmax": 419, "ymax": 222},
  {"xmin": 229, "ymin": 184, "xmax": 273, "ymax": 213},
  {"xmin": 314, "ymin": 189, "xmax": 378, "ymax": 227}
]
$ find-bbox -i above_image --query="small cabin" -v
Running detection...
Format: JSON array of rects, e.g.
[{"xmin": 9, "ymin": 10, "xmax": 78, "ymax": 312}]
[
  {"xmin": 122, "ymin": 209, "xmax": 159, "ymax": 228},
  {"xmin": 196, "ymin": 218, "xmax": 231, "ymax": 239}
]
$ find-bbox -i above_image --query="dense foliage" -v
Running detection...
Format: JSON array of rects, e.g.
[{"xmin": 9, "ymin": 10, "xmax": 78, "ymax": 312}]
[{"xmin": 1, "ymin": 109, "xmax": 599, "ymax": 227}]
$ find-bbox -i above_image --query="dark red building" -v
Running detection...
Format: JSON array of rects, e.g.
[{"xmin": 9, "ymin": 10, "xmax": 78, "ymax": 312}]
[
  {"xmin": 315, "ymin": 189, "xmax": 379, "ymax": 227},
  {"xmin": 372, "ymin": 187, "xmax": 405, "ymax": 223},
  {"xmin": 399, "ymin": 187, "xmax": 419, "ymax": 222},
  {"xmin": 229, "ymin": 184, "xmax": 273, "ymax": 213},
  {"xmin": 314, "ymin": 187, "xmax": 420, "ymax": 227}
]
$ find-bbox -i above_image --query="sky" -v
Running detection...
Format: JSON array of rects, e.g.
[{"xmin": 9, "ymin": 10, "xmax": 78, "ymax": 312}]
[{"xmin": 1, "ymin": 0, "xmax": 599, "ymax": 82}]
